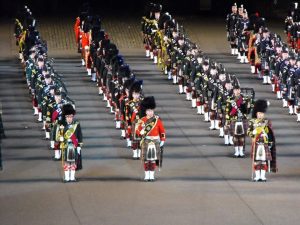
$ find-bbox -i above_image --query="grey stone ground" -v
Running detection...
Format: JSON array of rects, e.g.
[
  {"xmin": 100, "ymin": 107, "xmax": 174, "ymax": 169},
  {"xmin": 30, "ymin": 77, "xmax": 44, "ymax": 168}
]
[{"xmin": 0, "ymin": 15, "xmax": 300, "ymax": 225}]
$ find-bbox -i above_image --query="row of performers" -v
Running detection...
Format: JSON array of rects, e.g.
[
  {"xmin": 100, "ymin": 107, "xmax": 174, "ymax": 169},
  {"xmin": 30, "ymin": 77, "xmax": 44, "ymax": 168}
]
[
  {"xmin": 226, "ymin": 3, "xmax": 300, "ymax": 123},
  {"xmin": 73, "ymin": 5, "xmax": 167, "ymax": 182},
  {"xmin": 74, "ymin": 3, "xmax": 277, "ymax": 181},
  {"xmin": 285, "ymin": 2, "xmax": 300, "ymax": 51},
  {"xmin": 139, "ymin": 3, "xmax": 277, "ymax": 181},
  {"xmin": 14, "ymin": 6, "xmax": 84, "ymax": 183}
]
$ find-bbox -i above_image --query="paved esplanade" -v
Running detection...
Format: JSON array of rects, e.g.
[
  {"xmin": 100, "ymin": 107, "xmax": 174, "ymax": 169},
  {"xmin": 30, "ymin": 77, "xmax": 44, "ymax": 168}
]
[{"xmin": 0, "ymin": 15, "xmax": 300, "ymax": 225}]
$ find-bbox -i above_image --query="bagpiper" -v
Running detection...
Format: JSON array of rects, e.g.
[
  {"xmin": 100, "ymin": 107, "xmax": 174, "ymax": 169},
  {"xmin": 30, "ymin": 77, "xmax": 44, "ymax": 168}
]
[
  {"xmin": 125, "ymin": 81, "xmax": 143, "ymax": 157},
  {"xmin": 247, "ymin": 100, "xmax": 277, "ymax": 182},
  {"xmin": 137, "ymin": 96, "xmax": 166, "ymax": 181},
  {"xmin": 48, "ymin": 89, "xmax": 67, "ymax": 160},
  {"xmin": 226, "ymin": 2, "xmax": 239, "ymax": 55},
  {"xmin": 59, "ymin": 104, "xmax": 83, "ymax": 182},
  {"xmin": 225, "ymin": 85, "xmax": 250, "ymax": 157}
]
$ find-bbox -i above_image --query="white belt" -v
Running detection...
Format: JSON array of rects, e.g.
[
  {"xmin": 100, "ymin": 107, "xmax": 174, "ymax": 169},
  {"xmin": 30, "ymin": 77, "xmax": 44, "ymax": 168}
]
[{"xmin": 145, "ymin": 136, "xmax": 160, "ymax": 140}]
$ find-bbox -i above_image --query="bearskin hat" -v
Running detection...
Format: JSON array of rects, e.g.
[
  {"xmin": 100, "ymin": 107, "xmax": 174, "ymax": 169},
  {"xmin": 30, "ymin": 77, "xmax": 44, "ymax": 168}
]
[
  {"xmin": 62, "ymin": 103, "xmax": 76, "ymax": 116},
  {"xmin": 219, "ymin": 64, "xmax": 226, "ymax": 74},
  {"xmin": 141, "ymin": 96, "xmax": 156, "ymax": 110},
  {"xmin": 129, "ymin": 80, "xmax": 143, "ymax": 99},
  {"xmin": 119, "ymin": 64, "xmax": 131, "ymax": 78},
  {"xmin": 140, "ymin": 96, "xmax": 156, "ymax": 117},
  {"xmin": 158, "ymin": 12, "xmax": 172, "ymax": 29},
  {"xmin": 123, "ymin": 78, "xmax": 135, "ymax": 90},
  {"xmin": 252, "ymin": 99, "xmax": 268, "ymax": 118},
  {"xmin": 100, "ymin": 39, "xmax": 110, "ymax": 49},
  {"xmin": 233, "ymin": 84, "xmax": 240, "ymax": 89},
  {"xmin": 54, "ymin": 88, "xmax": 61, "ymax": 96},
  {"xmin": 116, "ymin": 55, "xmax": 124, "ymax": 66},
  {"xmin": 152, "ymin": 4, "xmax": 162, "ymax": 13}
]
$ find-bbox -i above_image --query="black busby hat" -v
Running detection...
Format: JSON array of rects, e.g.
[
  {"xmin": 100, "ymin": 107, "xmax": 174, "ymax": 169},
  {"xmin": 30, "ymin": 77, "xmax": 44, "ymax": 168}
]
[
  {"xmin": 140, "ymin": 96, "xmax": 156, "ymax": 117},
  {"xmin": 262, "ymin": 27, "xmax": 269, "ymax": 33},
  {"xmin": 123, "ymin": 78, "xmax": 135, "ymax": 90},
  {"xmin": 29, "ymin": 49, "xmax": 36, "ymax": 55},
  {"xmin": 233, "ymin": 84, "xmax": 240, "ymax": 89},
  {"xmin": 37, "ymin": 56, "xmax": 44, "ymax": 62},
  {"xmin": 116, "ymin": 55, "xmax": 124, "ymax": 65},
  {"xmin": 252, "ymin": 99, "xmax": 268, "ymax": 118},
  {"xmin": 219, "ymin": 64, "xmax": 226, "ymax": 74},
  {"xmin": 152, "ymin": 4, "xmax": 162, "ymax": 13},
  {"xmin": 54, "ymin": 88, "xmax": 61, "ymax": 95},
  {"xmin": 129, "ymin": 80, "xmax": 143, "ymax": 99},
  {"xmin": 275, "ymin": 42, "xmax": 282, "ymax": 48},
  {"xmin": 203, "ymin": 60, "xmax": 209, "ymax": 66},
  {"xmin": 49, "ymin": 85, "xmax": 55, "ymax": 90},
  {"xmin": 62, "ymin": 103, "xmax": 76, "ymax": 116},
  {"xmin": 119, "ymin": 64, "xmax": 131, "ymax": 78},
  {"xmin": 130, "ymin": 80, "xmax": 142, "ymax": 93},
  {"xmin": 289, "ymin": 54, "xmax": 296, "ymax": 60},
  {"xmin": 44, "ymin": 73, "xmax": 51, "ymax": 79},
  {"xmin": 282, "ymin": 46, "xmax": 289, "ymax": 53},
  {"xmin": 141, "ymin": 96, "xmax": 156, "ymax": 110}
]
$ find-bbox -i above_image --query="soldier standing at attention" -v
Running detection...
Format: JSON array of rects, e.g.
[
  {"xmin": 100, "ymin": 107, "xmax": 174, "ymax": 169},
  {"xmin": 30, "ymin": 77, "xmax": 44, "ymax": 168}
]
[
  {"xmin": 247, "ymin": 100, "xmax": 277, "ymax": 182},
  {"xmin": 137, "ymin": 96, "xmax": 166, "ymax": 181}
]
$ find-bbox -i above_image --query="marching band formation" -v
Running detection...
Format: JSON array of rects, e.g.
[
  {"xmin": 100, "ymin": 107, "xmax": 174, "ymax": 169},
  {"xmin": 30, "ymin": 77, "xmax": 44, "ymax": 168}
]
[
  {"xmin": 14, "ymin": 6, "xmax": 83, "ymax": 182},
  {"xmin": 140, "ymin": 3, "xmax": 278, "ymax": 181},
  {"xmin": 74, "ymin": 3, "xmax": 166, "ymax": 182},
  {"xmin": 14, "ymin": 1, "xmax": 297, "ymax": 182}
]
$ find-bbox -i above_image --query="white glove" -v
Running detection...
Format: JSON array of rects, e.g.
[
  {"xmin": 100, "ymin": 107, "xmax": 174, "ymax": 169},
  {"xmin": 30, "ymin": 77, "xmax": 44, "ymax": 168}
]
[
  {"xmin": 160, "ymin": 141, "xmax": 165, "ymax": 147},
  {"xmin": 252, "ymin": 129, "xmax": 257, "ymax": 135},
  {"xmin": 77, "ymin": 147, "xmax": 81, "ymax": 155}
]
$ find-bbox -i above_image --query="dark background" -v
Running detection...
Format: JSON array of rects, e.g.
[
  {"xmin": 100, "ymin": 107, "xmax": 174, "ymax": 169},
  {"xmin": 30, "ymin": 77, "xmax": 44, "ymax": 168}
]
[{"xmin": 0, "ymin": 0, "xmax": 292, "ymax": 18}]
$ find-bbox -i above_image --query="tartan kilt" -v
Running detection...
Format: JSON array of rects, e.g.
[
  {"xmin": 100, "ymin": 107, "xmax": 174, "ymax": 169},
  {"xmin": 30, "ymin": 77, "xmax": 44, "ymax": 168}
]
[
  {"xmin": 229, "ymin": 119, "xmax": 248, "ymax": 136},
  {"xmin": 141, "ymin": 139, "xmax": 160, "ymax": 163},
  {"xmin": 229, "ymin": 30, "xmax": 237, "ymax": 42}
]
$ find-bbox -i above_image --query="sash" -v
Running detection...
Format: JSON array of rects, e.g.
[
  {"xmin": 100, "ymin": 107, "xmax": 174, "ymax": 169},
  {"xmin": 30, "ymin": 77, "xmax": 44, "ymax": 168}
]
[
  {"xmin": 254, "ymin": 120, "xmax": 269, "ymax": 144},
  {"xmin": 64, "ymin": 123, "xmax": 79, "ymax": 148},
  {"xmin": 52, "ymin": 107, "xmax": 62, "ymax": 122},
  {"xmin": 52, "ymin": 110, "xmax": 59, "ymax": 122},
  {"xmin": 143, "ymin": 116, "xmax": 158, "ymax": 139},
  {"xmin": 230, "ymin": 96, "xmax": 243, "ymax": 116}
]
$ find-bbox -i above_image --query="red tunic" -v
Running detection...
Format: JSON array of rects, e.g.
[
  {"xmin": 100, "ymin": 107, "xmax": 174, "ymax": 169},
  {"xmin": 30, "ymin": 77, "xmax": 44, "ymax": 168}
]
[
  {"xmin": 137, "ymin": 115, "xmax": 166, "ymax": 141},
  {"xmin": 74, "ymin": 17, "xmax": 80, "ymax": 43},
  {"xmin": 81, "ymin": 32, "xmax": 90, "ymax": 50}
]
